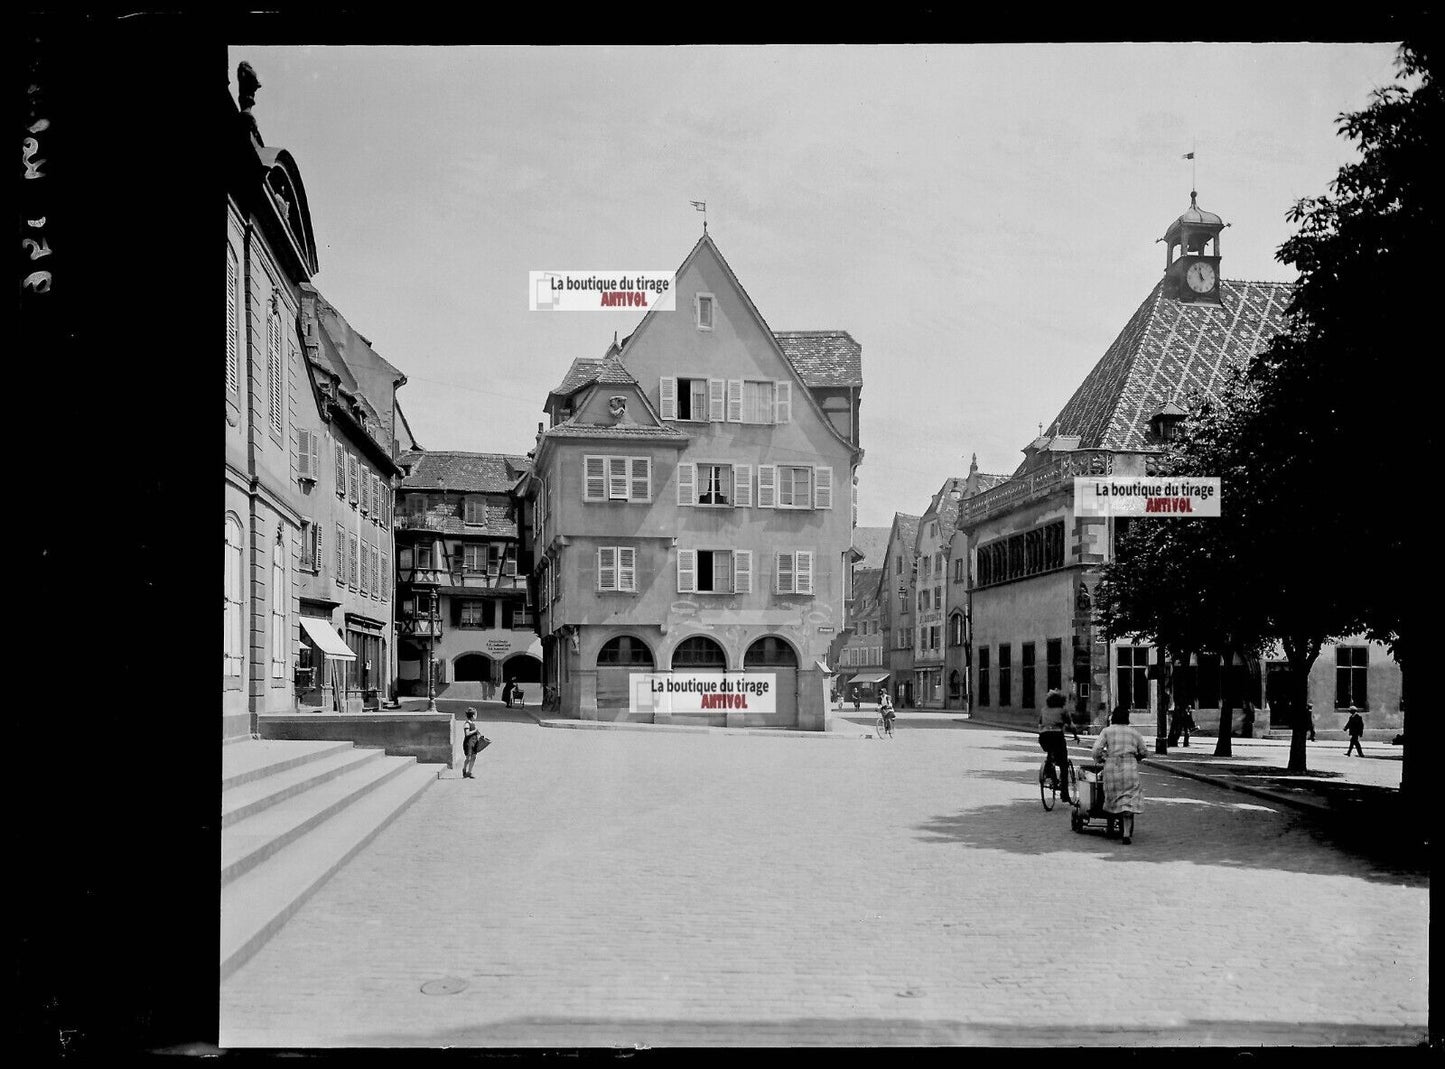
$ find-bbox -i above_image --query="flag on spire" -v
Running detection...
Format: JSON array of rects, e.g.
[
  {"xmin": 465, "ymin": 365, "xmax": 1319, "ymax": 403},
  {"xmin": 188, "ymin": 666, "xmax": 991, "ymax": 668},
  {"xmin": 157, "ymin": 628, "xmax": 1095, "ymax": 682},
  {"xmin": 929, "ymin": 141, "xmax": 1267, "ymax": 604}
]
[
  {"xmin": 1182, "ymin": 152, "xmax": 1195, "ymax": 160},
  {"xmin": 690, "ymin": 201, "xmax": 706, "ymax": 211}
]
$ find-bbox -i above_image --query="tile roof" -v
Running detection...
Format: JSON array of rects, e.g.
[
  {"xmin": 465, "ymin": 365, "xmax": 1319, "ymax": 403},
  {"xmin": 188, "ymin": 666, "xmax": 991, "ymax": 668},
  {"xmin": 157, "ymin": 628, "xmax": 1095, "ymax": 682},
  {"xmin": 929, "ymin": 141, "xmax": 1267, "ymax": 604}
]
[
  {"xmin": 850, "ymin": 526, "xmax": 892, "ymax": 568},
  {"xmin": 542, "ymin": 422, "xmax": 689, "ymax": 441},
  {"xmin": 549, "ymin": 355, "xmax": 639, "ymax": 398},
  {"xmin": 550, "ymin": 358, "xmax": 603, "ymax": 397},
  {"xmin": 399, "ymin": 451, "xmax": 532, "ymax": 493},
  {"xmin": 1040, "ymin": 278, "xmax": 1294, "ymax": 456},
  {"xmin": 774, "ymin": 331, "xmax": 863, "ymax": 388},
  {"xmin": 891, "ymin": 513, "xmax": 921, "ymax": 556},
  {"xmin": 923, "ymin": 476, "xmax": 970, "ymax": 545}
]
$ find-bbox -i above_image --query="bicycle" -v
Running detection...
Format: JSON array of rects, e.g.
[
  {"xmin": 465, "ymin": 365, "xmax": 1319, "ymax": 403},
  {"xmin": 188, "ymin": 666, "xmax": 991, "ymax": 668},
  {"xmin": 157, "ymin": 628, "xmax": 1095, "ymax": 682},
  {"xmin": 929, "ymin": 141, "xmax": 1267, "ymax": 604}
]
[
  {"xmin": 874, "ymin": 711, "xmax": 894, "ymax": 739},
  {"xmin": 1039, "ymin": 754, "xmax": 1075, "ymax": 811}
]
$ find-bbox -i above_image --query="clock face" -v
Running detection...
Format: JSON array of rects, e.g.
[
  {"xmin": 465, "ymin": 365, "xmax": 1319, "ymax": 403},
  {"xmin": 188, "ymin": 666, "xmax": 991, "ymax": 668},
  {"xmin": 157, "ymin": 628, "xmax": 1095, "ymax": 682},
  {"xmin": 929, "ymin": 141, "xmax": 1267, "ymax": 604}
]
[{"xmin": 1185, "ymin": 261, "xmax": 1217, "ymax": 294}]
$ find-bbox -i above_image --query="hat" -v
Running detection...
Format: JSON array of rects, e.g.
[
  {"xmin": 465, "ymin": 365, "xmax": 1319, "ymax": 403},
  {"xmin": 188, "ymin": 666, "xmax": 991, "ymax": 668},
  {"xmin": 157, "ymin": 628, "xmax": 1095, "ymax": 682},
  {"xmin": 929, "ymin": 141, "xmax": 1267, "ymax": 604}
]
[{"xmin": 1044, "ymin": 689, "xmax": 1066, "ymax": 708}]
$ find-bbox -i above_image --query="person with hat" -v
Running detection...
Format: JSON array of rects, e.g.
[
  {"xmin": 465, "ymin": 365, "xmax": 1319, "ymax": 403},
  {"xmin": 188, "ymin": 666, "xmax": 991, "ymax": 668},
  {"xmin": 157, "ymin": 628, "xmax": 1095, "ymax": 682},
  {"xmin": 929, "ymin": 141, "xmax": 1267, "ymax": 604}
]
[{"xmin": 1038, "ymin": 689, "xmax": 1079, "ymax": 804}]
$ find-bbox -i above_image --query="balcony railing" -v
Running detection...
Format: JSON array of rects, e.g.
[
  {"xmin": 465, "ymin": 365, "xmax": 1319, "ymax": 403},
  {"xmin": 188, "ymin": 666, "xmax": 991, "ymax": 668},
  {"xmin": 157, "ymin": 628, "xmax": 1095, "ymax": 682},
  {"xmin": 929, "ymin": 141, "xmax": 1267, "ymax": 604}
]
[
  {"xmin": 960, "ymin": 450, "xmax": 1150, "ymax": 527},
  {"xmin": 398, "ymin": 613, "xmax": 443, "ymax": 637}
]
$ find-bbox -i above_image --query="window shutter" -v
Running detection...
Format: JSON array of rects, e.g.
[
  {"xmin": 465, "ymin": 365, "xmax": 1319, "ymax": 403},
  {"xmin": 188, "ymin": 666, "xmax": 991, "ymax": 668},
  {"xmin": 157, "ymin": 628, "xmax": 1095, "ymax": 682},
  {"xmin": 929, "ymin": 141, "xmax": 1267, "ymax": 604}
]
[
  {"xmin": 676, "ymin": 463, "xmax": 696, "ymax": 506},
  {"xmin": 797, "ymin": 551, "xmax": 813, "ymax": 594},
  {"xmin": 268, "ymin": 313, "xmax": 284, "ymax": 434},
  {"xmin": 607, "ymin": 456, "xmax": 629, "ymax": 499},
  {"xmin": 726, "ymin": 380, "xmax": 742, "ymax": 422},
  {"xmin": 313, "ymin": 524, "xmax": 322, "ymax": 573},
  {"xmin": 659, "ymin": 377, "xmax": 677, "ymax": 420},
  {"xmin": 335, "ymin": 444, "xmax": 346, "ymax": 497},
  {"xmin": 677, "ymin": 549, "xmax": 696, "ymax": 593},
  {"xmin": 776, "ymin": 552, "xmax": 793, "ymax": 594},
  {"xmin": 774, "ymin": 381, "xmax": 792, "ymax": 424},
  {"xmin": 297, "ymin": 431, "xmax": 312, "ymax": 478},
  {"xmin": 598, "ymin": 547, "xmax": 617, "ymax": 591},
  {"xmin": 349, "ymin": 533, "xmax": 358, "ymax": 587},
  {"xmin": 630, "ymin": 457, "xmax": 650, "ymax": 502},
  {"xmin": 814, "ymin": 466, "xmax": 833, "ymax": 509},
  {"xmin": 734, "ymin": 549, "xmax": 752, "ymax": 594},
  {"xmin": 361, "ymin": 468, "xmax": 370, "ymax": 513},
  {"xmin": 757, "ymin": 464, "xmax": 777, "ymax": 508},
  {"xmin": 583, "ymin": 455, "xmax": 605, "ymax": 501},
  {"xmin": 708, "ymin": 378, "xmax": 726, "ymax": 422},
  {"xmin": 226, "ymin": 251, "xmax": 239, "ymax": 394},
  {"xmin": 733, "ymin": 464, "xmax": 752, "ymax": 507},
  {"xmin": 618, "ymin": 547, "xmax": 636, "ymax": 592},
  {"xmin": 503, "ymin": 543, "xmax": 517, "ymax": 576},
  {"xmin": 335, "ymin": 523, "xmax": 345, "ymax": 577},
  {"xmin": 348, "ymin": 456, "xmax": 358, "ymax": 504}
]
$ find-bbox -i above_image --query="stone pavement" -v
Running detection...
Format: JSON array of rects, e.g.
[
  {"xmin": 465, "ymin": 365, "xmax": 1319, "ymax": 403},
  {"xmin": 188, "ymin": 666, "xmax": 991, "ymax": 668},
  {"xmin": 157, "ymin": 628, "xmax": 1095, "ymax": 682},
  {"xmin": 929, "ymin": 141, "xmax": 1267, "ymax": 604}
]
[{"xmin": 218, "ymin": 718, "xmax": 1429, "ymax": 1048}]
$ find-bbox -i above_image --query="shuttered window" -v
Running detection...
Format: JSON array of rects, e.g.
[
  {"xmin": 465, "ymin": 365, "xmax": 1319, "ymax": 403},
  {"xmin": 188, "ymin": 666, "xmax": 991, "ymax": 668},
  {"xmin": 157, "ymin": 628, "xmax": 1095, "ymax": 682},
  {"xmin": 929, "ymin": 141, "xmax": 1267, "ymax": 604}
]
[
  {"xmin": 267, "ymin": 305, "xmax": 284, "ymax": 436},
  {"xmin": 297, "ymin": 430, "xmax": 319, "ymax": 481},
  {"xmin": 597, "ymin": 547, "xmax": 637, "ymax": 592},
  {"xmin": 348, "ymin": 532, "xmax": 359, "ymax": 588},
  {"xmin": 226, "ymin": 247, "xmax": 239, "ymax": 395},
  {"xmin": 335, "ymin": 523, "xmax": 345, "ymax": 579},
  {"xmin": 224, "ymin": 516, "xmax": 244, "ymax": 676},
  {"xmin": 775, "ymin": 550, "xmax": 814, "ymax": 595},
  {"xmin": 270, "ymin": 540, "xmax": 286, "ymax": 678},
  {"xmin": 335, "ymin": 443, "xmax": 346, "ymax": 498},
  {"xmin": 584, "ymin": 455, "xmax": 650, "ymax": 502},
  {"xmin": 347, "ymin": 455, "xmax": 359, "ymax": 505}
]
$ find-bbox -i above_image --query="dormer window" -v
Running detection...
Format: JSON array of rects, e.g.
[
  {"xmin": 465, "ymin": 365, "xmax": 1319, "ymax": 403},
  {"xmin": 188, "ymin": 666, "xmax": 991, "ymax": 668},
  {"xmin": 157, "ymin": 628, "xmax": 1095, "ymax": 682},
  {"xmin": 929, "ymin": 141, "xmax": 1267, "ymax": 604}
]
[
  {"xmin": 1149, "ymin": 402, "xmax": 1188, "ymax": 442},
  {"xmin": 695, "ymin": 293, "xmax": 715, "ymax": 331}
]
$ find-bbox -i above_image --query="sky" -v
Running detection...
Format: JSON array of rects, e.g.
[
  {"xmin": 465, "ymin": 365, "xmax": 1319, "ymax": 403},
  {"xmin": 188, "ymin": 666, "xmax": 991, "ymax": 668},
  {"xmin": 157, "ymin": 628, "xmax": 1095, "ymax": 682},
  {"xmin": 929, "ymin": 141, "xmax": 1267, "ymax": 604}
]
[{"xmin": 231, "ymin": 43, "xmax": 1399, "ymax": 530}]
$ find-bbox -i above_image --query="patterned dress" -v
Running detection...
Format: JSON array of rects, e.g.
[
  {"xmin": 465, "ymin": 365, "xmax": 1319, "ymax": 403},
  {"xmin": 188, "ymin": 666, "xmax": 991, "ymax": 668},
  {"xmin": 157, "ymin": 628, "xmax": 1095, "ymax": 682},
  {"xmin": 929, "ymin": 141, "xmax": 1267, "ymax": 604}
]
[{"xmin": 1090, "ymin": 724, "xmax": 1149, "ymax": 814}]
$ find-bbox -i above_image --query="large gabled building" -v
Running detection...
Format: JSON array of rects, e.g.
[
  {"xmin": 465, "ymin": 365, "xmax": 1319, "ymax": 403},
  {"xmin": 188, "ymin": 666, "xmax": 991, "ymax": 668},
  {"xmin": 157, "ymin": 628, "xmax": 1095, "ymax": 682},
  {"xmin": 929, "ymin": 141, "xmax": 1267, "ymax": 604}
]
[
  {"xmin": 519, "ymin": 231, "xmax": 864, "ymax": 729},
  {"xmin": 877, "ymin": 512, "xmax": 920, "ymax": 707},
  {"xmin": 961, "ymin": 192, "xmax": 1403, "ymax": 736}
]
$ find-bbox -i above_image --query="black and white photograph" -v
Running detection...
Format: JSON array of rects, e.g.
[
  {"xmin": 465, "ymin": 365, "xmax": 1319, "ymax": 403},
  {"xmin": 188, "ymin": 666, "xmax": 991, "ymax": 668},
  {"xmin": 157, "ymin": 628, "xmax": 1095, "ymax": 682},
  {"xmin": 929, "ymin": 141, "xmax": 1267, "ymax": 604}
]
[{"xmin": 18, "ymin": 13, "xmax": 1434, "ymax": 1055}]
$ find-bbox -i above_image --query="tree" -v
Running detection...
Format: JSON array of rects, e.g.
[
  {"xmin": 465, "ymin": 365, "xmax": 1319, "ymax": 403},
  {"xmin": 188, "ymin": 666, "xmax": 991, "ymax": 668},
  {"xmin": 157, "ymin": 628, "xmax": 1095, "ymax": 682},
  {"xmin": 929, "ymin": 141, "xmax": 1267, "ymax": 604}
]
[{"xmin": 1246, "ymin": 41, "xmax": 1437, "ymax": 792}]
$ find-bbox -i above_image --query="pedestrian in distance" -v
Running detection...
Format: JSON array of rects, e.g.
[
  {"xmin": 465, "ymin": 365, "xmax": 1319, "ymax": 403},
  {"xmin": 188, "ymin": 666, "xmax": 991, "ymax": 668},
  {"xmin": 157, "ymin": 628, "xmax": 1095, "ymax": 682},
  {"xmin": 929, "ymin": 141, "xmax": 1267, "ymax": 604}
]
[
  {"xmin": 502, "ymin": 679, "xmax": 514, "ymax": 708},
  {"xmin": 1345, "ymin": 707, "xmax": 1365, "ymax": 757},
  {"xmin": 1038, "ymin": 689, "xmax": 1079, "ymax": 805},
  {"xmin": 1307, "ymin": 701, "xmax": 1317, "ymax": 742},
  {"xmin": 852, "ymin": 687, "xmax": 861, "ymax": 712},
  {"xmin": 461, "ymin": 707, "xmax": 489, "ymax": 779},
  {"xmin": 1241, "ymin": 698, "xmax": 1256, "ymax": 739},
  {"xmin": 1091, "ymin": 704, "xmax": 1150, "ymax": 845},
  {"xmin": 880, "ymin": 692, "xmax": 896, "ymax": 735}
]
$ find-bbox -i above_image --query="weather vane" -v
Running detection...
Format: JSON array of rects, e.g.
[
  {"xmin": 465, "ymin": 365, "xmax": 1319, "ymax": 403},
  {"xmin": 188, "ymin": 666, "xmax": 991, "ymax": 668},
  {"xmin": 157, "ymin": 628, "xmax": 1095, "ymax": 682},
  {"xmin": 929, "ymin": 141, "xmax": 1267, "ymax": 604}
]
[{"xmin": 690, "ymin": 200, "xmax": 707, "ymax": 232}]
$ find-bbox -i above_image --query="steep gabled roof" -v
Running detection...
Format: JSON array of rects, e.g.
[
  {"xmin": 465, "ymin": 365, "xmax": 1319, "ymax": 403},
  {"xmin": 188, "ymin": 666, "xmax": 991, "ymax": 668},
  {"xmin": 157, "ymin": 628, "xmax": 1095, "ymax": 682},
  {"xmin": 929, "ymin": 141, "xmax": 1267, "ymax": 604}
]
[
  {"xmin": 614, "ymin": 231, "xmax": 862, "ymax": 458},
  {"xmin": 1039, "ymin": 278, "xmax": 1294, "ymax": 457},
  {"xmin": 550, "ymin": 358, "xmax": 604, "ymax": 398},
  {"xmin": 921, "ymin": 476, "xmax": 970, "ymax": 546},
  {"xmin": 850, "ymin": 526, "xmax": 892, "ymax": 568},
  {"xmin": 889, "ymin": 512, "xmax": 921, "ymax": 557},
  {"xmin": 774, "ymin": 331, "xmax": 863, "ymax": 388},
  {"xmin": 398, "ymin": 451, "xmax": 532, "ymax": 494}
]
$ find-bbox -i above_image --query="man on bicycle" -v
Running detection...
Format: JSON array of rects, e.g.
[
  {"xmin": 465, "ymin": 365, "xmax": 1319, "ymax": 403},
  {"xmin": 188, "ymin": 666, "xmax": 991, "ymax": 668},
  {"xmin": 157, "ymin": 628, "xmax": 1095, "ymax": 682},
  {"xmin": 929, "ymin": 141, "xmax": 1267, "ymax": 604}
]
[{"xmin": 1039, "ymin": 689, "xmax": 1079, "ymax": 804}]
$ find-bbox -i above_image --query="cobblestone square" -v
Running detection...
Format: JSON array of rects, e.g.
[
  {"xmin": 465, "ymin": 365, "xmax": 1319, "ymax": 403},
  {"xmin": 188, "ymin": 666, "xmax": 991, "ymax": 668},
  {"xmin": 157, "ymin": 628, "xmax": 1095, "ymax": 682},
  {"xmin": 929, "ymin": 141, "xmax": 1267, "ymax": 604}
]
[{"xmin": 219, "ymin": 721, "xmax": 1428, "ymax": 1047}]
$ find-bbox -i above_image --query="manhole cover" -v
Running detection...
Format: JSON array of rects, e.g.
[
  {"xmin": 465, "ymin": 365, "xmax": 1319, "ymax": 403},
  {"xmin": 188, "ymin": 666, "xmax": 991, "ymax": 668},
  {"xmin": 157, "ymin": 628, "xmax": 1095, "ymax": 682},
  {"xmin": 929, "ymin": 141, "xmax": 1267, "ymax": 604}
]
[{"xmin": 420, "ymin": 977, "xmax": 469, "ymax": 996}]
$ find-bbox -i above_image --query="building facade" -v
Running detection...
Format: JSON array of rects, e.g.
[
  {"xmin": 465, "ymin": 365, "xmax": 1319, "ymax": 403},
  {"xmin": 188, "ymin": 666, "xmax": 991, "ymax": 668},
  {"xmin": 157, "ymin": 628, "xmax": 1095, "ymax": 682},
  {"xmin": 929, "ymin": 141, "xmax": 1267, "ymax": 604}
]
[
  {"xmin": 393, "ymin": 452, "xmax": 536, "ymax": 699},
  {"xmin": 961, "ymin": 192, "xmax": 1404, "ymax": 736},
  {"xmin": 293, "ymin": 286, "xmax": 408, "ymax": 712},
  {"xmin": 879, "ymin": 513, "xmax": 920, "ymax": 707},
  {"xmin": 834, "ymin": 568, "xmax": 887, "ymax": 703},
  {"xmin": 224, "ymin": 64, "xmax": 320, "ymax": 739},
  {"xmin": 521, "ymin": 232, "xmax": 863, "ymax": 729}
]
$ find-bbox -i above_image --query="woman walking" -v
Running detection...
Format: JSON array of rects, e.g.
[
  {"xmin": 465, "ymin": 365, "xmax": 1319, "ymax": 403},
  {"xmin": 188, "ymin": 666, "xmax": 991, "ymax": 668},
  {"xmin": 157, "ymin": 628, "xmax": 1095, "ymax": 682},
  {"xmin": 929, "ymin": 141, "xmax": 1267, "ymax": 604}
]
[{"xmin": 1091, "ymin": 705, "xmax": 1150, "ymax": 844}]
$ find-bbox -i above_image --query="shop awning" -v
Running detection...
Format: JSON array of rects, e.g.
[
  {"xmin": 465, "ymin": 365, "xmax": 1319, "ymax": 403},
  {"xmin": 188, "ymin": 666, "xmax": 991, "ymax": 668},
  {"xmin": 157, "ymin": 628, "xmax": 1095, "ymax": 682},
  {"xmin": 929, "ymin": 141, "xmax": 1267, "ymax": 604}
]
[
  {"xmin": 815, "ymin": 660, "xmax": 833, "ymax": 674},
  {"xmin": 850, "ymin": 671, "xmax": 891, "ymax": 684},
  {"xmin": 299, "ymin": 617, "xmax": 357, "ymax": 660}
]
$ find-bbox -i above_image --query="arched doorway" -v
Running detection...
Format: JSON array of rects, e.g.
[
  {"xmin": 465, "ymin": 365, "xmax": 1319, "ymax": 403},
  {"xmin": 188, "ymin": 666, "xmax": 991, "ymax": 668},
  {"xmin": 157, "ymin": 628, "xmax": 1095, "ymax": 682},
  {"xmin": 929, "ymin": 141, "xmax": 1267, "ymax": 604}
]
[
  {"xmin": 744, "ymin": 636, "xmax": 798, "ymax": 721},
  {"xmin": 597, "ymin": 634, "xmax": 655, "ymax": 712},
  {"xmin": 671, "ymin": 635, "xmax": 727, "ymax": 669},
  {"xmin": 454, "ymin": 653, "xmax": 492, "ymax": 682},
  {"xmin": 503, "ymin": 652, "xmax": 542, "ymax": 684}
]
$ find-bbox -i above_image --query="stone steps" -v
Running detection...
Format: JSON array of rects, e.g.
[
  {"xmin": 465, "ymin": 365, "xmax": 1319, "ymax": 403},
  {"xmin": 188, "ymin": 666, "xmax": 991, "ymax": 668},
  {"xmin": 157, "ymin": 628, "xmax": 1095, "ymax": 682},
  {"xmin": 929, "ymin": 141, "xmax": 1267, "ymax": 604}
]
[{"xmin": 220, "ymin": 739, "xmax": 440, "ymax": 981}]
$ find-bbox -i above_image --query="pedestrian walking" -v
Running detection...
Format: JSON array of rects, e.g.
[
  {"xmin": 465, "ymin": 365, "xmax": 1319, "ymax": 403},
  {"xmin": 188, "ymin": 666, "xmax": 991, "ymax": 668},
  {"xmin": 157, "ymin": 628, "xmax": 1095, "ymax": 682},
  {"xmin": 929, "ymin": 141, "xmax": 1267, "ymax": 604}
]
[
  {"xmin": 1345, "ymin": 707, "xmax": 1365, "ymax": 757},
  {"xmin": 461, "ymin": 707, "xmax": 489, "ymax": 779},
  {"xmin": 1090, "ymin": 704, "xmax": 1150, "ymax": 845},
  {"xmin": 1241, "ymin": 698, "xmax": 1256, "ymax": 739},
  {"xmin": 852, "ymin": 687, "xmax": 861, "ymax": 712},
  {"xmin": 1307, "ymin": 701, "xmax": 1317, "ymax": 742},
  {"xmin": 502, "ymin": 679, "xmax": 514, "ymax": 708}
]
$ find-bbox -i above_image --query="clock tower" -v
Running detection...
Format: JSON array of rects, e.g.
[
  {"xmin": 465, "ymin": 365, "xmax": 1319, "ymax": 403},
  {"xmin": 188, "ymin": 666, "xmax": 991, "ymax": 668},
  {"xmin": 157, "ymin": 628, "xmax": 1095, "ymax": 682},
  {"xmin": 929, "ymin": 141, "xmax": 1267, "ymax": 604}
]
[{"xmin": 1160, "ymin": 191, "xmax": 1225, "ymax": 304}]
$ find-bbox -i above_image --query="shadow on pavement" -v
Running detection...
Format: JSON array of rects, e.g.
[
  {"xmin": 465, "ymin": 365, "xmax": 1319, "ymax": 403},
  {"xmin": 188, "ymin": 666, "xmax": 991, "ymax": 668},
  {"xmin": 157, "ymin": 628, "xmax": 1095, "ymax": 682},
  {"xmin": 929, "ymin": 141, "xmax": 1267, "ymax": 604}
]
[
  {"xmin": 914, "ymin": 782, "xmax": 1430, "ymax": 887},
  {"xmin": 341, "ymin": 1015, "xmax": 1428, "ymax": 1047}
]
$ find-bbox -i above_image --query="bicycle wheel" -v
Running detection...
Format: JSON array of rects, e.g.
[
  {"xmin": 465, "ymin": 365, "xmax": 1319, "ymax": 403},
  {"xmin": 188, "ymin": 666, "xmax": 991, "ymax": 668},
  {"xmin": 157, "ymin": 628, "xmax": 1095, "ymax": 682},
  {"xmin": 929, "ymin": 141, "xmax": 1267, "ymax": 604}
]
[
  {"xmin": 875, "ymin": 716, "xmax": 886, "ymax": 738},
  {"xmin": 1040, "ymin": 763, "xmax": 1057, "ymax": 811},
  {"xmin": 1066, "ymin": 761, "xmax": 1078, "ymax": 804}
]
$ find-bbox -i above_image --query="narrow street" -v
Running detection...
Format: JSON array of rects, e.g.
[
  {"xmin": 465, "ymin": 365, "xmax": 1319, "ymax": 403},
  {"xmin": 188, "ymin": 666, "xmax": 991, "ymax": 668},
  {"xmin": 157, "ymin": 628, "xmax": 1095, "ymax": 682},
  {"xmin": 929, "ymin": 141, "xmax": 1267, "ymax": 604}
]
[{"xmin": 220, "ymin": 719, "xmax": 1428, "ymax": 1047}]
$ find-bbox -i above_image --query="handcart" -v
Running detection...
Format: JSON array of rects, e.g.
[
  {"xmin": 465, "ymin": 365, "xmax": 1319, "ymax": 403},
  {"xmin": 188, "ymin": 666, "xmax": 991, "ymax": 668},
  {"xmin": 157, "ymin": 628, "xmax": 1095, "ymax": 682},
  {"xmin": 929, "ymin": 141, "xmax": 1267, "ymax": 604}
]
[{"xmin": 1070, "ymin": 762, "xmax": 1127, "ymax": 838}]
